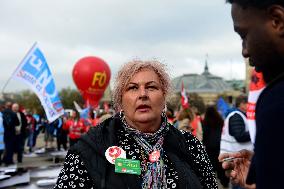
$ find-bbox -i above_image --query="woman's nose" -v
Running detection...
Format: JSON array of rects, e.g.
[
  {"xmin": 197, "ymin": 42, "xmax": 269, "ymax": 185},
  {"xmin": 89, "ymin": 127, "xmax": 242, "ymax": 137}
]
[{"xmin": 138, "ymin": 87, "xmax": 148, "ymax": 99}]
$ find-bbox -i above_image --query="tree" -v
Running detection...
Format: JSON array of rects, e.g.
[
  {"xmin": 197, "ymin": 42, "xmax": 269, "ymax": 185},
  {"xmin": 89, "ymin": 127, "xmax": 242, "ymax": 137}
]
[
  {"xmin": 13, "ymin": 90, "xmax": 44, "ymax": 115},
  {"xmin": 10, "ymin": 88, "xmax": 84, "ymax": 116},
  {"xmin": 59, "ymin": 87, "xmax": 84, "ymax": 109}
]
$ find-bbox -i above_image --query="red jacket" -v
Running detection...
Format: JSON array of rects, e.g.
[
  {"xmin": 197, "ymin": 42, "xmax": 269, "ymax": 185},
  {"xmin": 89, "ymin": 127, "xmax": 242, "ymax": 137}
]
[{"xmin": 63, "ymin": 119, "xmax": 86, "ymax": 139}]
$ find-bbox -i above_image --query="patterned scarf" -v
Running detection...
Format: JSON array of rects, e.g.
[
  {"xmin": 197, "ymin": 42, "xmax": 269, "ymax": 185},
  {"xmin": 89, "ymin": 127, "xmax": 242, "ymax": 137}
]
[{"xmin": 120, "ymin": 111, "xmax": 169, "ymax": 189}]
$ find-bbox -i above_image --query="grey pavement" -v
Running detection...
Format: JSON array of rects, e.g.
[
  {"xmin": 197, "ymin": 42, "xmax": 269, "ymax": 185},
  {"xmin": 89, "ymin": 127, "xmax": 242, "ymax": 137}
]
[{"xmin": 0, "ymin": 133, "xmax": 65, "ymax": 189}]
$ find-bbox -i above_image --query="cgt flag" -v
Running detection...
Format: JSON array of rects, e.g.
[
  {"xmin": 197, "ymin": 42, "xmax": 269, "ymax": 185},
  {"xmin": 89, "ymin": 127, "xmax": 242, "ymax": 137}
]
[
  {"xmin": 12, "ymin": 43, "xmax": 64, "ymax": 123},
  {"xmin": 247, "ymin": 69, "xmax": 266, "ymax": 144},
  {"xmin": 181, "ymin": 81, "xmax": 189, "ymax": 109}
]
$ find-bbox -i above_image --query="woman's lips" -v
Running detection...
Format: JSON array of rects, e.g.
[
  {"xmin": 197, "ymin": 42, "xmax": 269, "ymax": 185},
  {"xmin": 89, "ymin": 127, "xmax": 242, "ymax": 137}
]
[{"xmin": 136, "ymin": 105, "xmax": 151, "ymax": 112}]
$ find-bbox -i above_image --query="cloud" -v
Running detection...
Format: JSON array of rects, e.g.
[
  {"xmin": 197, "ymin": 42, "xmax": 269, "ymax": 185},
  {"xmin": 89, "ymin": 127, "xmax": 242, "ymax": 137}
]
[{"xmin": 0, "ymin": 0, "xmax": 245, "ymax": 93}]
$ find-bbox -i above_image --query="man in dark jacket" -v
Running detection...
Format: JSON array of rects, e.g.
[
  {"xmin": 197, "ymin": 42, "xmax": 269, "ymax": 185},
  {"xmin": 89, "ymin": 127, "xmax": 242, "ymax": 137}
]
[
  {"xmin": 219, "ymin": 1, "xmax": 284, "ymax": 189},
  {"xmin": 12, "ymin": 103, "xmax": 27, "ymax": 163},
  {"xmin": 2, "ymin": 102, "xmax": 19, "ymax": 165},
  {"xmin": 228, "ymin": 96, "xmax": 250, "ymax": 142}
]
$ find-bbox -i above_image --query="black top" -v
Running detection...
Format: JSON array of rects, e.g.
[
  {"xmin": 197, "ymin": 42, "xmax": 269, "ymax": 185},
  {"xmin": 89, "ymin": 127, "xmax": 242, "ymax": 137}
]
[
  {"xmin": 2, "ymin": 108, "xmax": 19, "ymax": 138},
  {"xmin": 228, "ymin": 110, "xmax": 251, "ymax": 142},
  {"xmin": 54, "ymin": 116, "xmax": 217, "ymax": 189},
  {"xmin": 247, "ymin": 74, "xmax": 284, "ymax": 188}
]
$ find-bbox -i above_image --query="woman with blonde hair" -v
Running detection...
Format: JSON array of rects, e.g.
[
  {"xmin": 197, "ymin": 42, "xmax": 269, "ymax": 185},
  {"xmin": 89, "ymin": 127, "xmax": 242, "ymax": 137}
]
[{"xmin": 55, "ymin": 60, "xmax": 217, "ymax": 189}]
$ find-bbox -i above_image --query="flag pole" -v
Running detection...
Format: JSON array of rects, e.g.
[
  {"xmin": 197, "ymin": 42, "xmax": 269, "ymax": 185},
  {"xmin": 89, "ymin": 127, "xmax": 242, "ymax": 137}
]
[{"xmin": 1, "ymin": 42, "xmax": 38, "ymax": 94}]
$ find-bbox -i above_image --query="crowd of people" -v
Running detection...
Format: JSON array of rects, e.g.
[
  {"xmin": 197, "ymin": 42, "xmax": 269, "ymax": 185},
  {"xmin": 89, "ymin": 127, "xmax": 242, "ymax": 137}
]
[{"xmin": 0, "ymin": 101, "xmax": 113, "ymax": 166}]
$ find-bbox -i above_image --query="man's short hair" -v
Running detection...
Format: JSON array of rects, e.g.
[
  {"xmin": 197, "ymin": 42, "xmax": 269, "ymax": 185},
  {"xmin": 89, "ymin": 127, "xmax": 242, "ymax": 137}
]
[
  {"xmin": 235, "ymin": 95, "xmax": 247, "ymax": 108},
  {"xmin": 226, "ymin": 0, "xmax": 284, "ymax": 9}
]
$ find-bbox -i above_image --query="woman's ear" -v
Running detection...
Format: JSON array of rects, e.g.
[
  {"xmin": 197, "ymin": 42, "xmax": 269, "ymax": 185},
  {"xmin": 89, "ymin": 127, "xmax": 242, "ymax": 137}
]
[{"xmin": 268, "ymin": 5, "xmax": 284, "ymax": 37}]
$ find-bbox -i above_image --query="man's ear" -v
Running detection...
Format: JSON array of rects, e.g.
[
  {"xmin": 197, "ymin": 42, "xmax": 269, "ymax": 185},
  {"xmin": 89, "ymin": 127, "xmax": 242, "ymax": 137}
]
[{"xmin": 267, "ymin": 5, "xmax": 284, "ymax": 37}]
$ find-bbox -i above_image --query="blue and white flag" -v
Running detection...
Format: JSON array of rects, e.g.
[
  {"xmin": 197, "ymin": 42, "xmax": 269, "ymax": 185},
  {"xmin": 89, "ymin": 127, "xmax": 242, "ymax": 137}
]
[
  {"xmin": 73, "ymin": 101, "xmax": 90, "ymax": 120},
  {"xmin": 12, "ymin": 43, "xmax": 64, "ymax": 123},
  {"xmin": 217, "ymin": 97, "xmax": 230, "ymax": 119},
  {"xmin": 80, "ymin": 107, "xmax": 90, "ymax": 119}
]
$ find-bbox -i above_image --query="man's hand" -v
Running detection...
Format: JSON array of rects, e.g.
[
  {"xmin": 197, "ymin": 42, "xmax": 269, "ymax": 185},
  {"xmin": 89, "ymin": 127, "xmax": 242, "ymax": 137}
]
[{"xmin": 219, "ymin": 149, "xmax": 256, "ymax": 189}]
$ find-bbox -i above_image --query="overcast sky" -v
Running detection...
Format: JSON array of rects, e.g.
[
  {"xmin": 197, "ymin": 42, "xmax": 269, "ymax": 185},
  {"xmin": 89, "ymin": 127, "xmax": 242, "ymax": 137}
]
[{"xmin": 0, "ymin": 0, "xmax": 245, "ymax": 93}]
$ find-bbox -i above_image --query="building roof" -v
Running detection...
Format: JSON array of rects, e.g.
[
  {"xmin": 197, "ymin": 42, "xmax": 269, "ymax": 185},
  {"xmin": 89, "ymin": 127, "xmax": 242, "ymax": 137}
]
[{"xmin": 172, "ymin": 60, "xmax": 233, "ymax": 93}]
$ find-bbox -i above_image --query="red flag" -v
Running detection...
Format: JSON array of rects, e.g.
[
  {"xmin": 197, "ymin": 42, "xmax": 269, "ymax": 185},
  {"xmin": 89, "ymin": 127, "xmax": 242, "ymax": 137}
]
[
  {"xmin": 181, "ymin": 81, "xmax": 189, "ymax": 109},
  {"xmin": 247, "ymin": 69, "xmax": 266, "ymax": 144}
]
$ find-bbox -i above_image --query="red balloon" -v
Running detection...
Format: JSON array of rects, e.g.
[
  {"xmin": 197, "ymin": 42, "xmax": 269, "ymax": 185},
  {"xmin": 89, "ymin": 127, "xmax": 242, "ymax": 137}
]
[{"xmin": 72, "ymin": 56, "xmax": 111, "ymax": 107}]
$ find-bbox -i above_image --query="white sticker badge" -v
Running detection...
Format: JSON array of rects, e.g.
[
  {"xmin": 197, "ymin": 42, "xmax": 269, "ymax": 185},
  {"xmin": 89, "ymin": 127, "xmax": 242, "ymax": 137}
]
[{"xmin": 105, "ymin": 146, "xmax": 126, "ymax": 164}]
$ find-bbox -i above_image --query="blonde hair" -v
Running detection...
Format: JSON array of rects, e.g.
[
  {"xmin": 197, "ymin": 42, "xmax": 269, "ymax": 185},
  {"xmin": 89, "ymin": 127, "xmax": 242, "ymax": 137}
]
[{"xmin": 112, "ymin": 60, "xmax": 171, "ymax": 110}]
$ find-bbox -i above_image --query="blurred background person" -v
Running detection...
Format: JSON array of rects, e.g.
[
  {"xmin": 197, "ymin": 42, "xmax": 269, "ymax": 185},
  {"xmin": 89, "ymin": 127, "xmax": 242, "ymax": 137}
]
[
  {"xmin": 202, "ymin": 106, "xmax": 229, "ymax": 188},
  {"xmin": 53, "ymin": 116, "xmax": 67, "ymax": 151},
  {"xmin": 177, "ymin": 108, "xmax": 194, "ymax": 132},
  {"xmin": 220, "ymin": 95, "xmax": 253, "ymax": 155},
  {"xmin": 63, "ymin": 109, "xmax": 87, "ymax": 147},
  {"xmin": 43, "ymin": 118, "xmax": 56, "ymax": 150},
  {"xmin": 2, "ymin": 101, "xmax": 19, "ymax": 165},
  {"xmin": 25, "ymin": 111, "xmax": 36, "ymax": 153},
  {"xmin": 84, "ymin": 108, "xmax": 101, "ymax": 132},
  {"xmin": 32, "ymin": 113, "xmax": 42, "ymax": 149},
  {"xmin": 190, "ymin": 107, "xmax": 203, "ymax": 141},
  {"xmin": 0, "ymin": 105, "xmax": 5, "ymax": 165},
  {"xmin": 12, "ymin": 103, "xmax": 27, "ymax": 163}
]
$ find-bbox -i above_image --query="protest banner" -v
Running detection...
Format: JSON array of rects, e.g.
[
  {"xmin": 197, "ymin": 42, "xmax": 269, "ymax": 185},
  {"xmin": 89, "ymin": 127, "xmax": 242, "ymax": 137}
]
[{"xmin": 12, "ymin": 43, "xmax": 64, "ymax": 122}]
